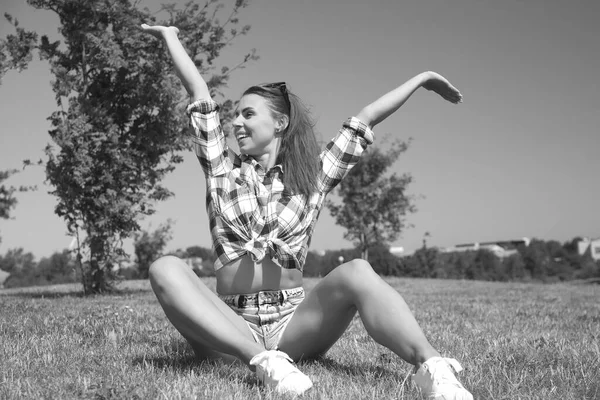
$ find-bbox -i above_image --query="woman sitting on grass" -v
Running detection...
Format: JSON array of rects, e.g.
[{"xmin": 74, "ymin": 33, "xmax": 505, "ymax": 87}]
[{"xmin": 142, "ymin": 23, "xmax": 472, "ymax": 400}]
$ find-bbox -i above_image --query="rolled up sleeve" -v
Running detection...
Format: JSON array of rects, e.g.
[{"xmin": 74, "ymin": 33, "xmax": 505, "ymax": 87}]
[
  {"xmin": 318, "ymin": 116, "xmax": 375, "ymax": 194},
  {"xmin": 186, "ymin": 99, "xmax": 230, "ymax": 177}
]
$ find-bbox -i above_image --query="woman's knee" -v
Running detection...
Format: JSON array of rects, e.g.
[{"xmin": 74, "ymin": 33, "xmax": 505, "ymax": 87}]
[
  {"xmin": 332, "ymin": 258, "xmax": 377, "ymax": 286},
  {"xmin": 148, "ymin": 255, "xmax": 186, "ymax": 285},
  {"xmin": 342, "ymin": 258, "xmax": 375, "ymax": 275}
]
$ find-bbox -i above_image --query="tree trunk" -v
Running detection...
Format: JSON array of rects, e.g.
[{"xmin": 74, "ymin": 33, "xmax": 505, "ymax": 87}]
[
  {"xmin": 87, "ymin": 235, "xmax": 112, "ymax": 293},
  {"xmin": 360, "ymin": 232, "xmax": 369, "ymax": 262},
  {"xmin": 72, "ymin": 230, "xmax": 88, "ymax": 295}
]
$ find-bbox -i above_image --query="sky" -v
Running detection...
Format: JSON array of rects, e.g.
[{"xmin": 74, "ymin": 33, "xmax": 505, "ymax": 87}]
[{"xmin": 0, "ymin": 0, "xmax": 599, "ymax": 259}]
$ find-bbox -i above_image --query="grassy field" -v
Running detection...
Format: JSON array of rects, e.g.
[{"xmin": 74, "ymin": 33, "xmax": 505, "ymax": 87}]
[{"xmin": 1, "ymin": 277, "xmax": 598, "ymax": 400}]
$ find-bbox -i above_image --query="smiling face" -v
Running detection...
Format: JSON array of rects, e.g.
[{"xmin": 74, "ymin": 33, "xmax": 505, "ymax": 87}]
[{"xmin": 232, "ymin": 93, "xmax": 283, "ymax": 161}]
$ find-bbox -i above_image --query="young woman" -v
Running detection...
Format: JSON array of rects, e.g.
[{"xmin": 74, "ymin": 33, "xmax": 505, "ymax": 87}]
[{"xmin": 142, "ymin": 23, "xmax": 472, "ymax": 400}]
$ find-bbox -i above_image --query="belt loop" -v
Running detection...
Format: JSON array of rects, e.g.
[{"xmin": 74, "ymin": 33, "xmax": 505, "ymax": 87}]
[
  {"xmin": 279, "ymin": 291, "xmax": 285, "ymax": 305},
  {"xmin": 236, "ymin": 295, "xmax": 242, "ymax": 308}
]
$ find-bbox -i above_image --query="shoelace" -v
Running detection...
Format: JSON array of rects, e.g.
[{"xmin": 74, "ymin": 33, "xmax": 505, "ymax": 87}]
[
  {"xmin": 251, "ymin": 350, "xmax": 298, "ymax": 381},
  {"xmin": 429, "ymin": 358, "xmax": 464, "ymax": 387}
]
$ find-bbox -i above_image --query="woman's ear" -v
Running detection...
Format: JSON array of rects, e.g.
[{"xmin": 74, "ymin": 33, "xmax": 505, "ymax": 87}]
[{"xmin": 276, "ymin": 115, "xmax": 289, "ymax": 134}]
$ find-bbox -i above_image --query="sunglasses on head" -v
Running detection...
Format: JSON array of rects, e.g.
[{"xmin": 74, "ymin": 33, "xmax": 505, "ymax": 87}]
[{"xmin": 262, "ymin": 82, "xmax": 291, "ymax": 113}]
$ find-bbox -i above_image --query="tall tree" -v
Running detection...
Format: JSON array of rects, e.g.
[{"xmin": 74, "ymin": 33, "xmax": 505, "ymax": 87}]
[
  {"xmin": 0, "ymin": 0, "xmax": 258, "ymax": 293},
  {"xmin": 326, "ymin": 139, "xmax": 417, "ymax": 261}
]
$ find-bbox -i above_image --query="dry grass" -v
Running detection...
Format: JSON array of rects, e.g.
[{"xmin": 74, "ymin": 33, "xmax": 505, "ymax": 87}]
[{"xmin": 1, "ymin": 277, "xmax": 599, "ymax": 399}]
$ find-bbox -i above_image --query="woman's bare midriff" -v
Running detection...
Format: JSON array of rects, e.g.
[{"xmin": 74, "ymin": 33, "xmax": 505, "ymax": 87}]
[{"xmin": 215, "ymin": 254, "xmax": 303, "ymax": 295}]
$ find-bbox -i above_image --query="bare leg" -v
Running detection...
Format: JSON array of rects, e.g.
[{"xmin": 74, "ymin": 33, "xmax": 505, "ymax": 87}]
[
  {"xmin": 278, "ymin": 259, "xmax": 439, "ymax": 368},
  {"xmin": 148, "ymin": 256, "xmax": 264, "ymax": 365}
]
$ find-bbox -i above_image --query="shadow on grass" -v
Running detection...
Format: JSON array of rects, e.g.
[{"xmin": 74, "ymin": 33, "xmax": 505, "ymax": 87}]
[
  {"xmin": 132, "ymin": 353, "xmax": 210, "ymax": 371},
  {"xmin": 307, "ymin": 356, "xmax": 401, "ymax": 381},
  {"xmin": 132, "ymin": 350, "xmax": 400, "ymax": 393},
  {"xmin": 131, "ymin": 353, "xmax": 261, "ymax": 390}
]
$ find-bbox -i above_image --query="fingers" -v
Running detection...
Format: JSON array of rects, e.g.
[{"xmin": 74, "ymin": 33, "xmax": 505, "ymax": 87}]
[
  {"xmin": 447, "ymin": 88, "xmax": 463, "ymax": 104},
  {"xmin": 446, "ymin": 92, "xmax": 463, "ymax": 104},
  {"xmin": 140, "ymin": 24, "xmax": 180, "ymax": 37},
  {"xmin": 451, "ymin": 86, "xmax": 464, "ymax": 103},
  {"xmin": 140, "ymin": 23, "xmax": 165, "ymax": 40},
  {"xmin": 433, "ymin": 81, "xmax": 463, "ymax": 104},
  {"xmin": 432, "ymin": 86, "xmax": 462, "ymax": 104},
  {"xmin": 140, "ymin": 23, "xmax": 156, "ymax": 33},
  {"xmin": 423, "ymin": 73, "xmax": 463, "ymax": 102},
  {"xmin": 443, "ymin": 80, "xmax": 463, "ymax": 103}
]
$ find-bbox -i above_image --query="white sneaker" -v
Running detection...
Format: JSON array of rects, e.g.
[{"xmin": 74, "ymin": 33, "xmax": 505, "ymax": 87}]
[
  {"xmin": 412, "ymin": 357, "xmax": 473, "ymax": 400},
  {"xmin": 249, "ymin": 350, "xmax": 313, "ymax": 395}
]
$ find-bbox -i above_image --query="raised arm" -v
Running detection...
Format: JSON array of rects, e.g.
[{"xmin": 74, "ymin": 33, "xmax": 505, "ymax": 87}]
[
  {"xmin": 356, "ymin": 71, "xmax": 462, "ymax": 130},
  {"xmin": 141, "ymin": 24, "xmax": 210, "ymax": 102}
]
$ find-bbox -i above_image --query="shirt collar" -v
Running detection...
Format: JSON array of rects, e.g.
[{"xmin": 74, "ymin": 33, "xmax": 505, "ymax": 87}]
[{"xmin": 241, "ymin": 153, "xmax": 283, "ymax": 174}]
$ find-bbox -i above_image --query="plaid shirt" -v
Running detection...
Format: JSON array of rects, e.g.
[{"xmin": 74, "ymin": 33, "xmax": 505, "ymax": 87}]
[{"xmin": 187, "ymin": 99, "xmax": 374, "ymax": 271}]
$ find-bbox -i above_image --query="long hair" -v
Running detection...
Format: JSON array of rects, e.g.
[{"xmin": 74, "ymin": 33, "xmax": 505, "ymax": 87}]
[{"xmin": 243, "ymin": 84, "xmax": 320, "ymax": 198}]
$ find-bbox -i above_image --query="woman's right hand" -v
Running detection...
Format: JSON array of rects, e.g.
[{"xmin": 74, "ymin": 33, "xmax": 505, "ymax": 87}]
[{"xmin": 140, "ymin": 24, "xmax": 179, "ymax": 39}]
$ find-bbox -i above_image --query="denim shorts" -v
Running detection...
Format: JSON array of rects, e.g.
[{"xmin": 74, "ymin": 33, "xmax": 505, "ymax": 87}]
[{"xmin": 219, "ymin": 287, "xmax": 305, "ymax": 350}]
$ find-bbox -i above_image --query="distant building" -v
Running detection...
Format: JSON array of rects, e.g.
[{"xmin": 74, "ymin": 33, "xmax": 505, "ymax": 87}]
[
  {"xmin": 441, "ymin": 238, "xmax": 530, "ymax": 258},
  {"xmin": 390, "ymin": 246, "xmax": 415, "ymax": 257},
  {"xmin": 577, "ymin": 237, "xmax": 600, "ymax": 261}
]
